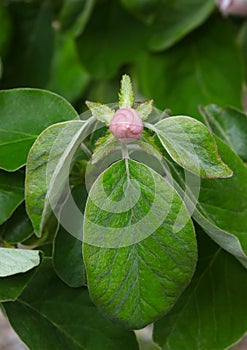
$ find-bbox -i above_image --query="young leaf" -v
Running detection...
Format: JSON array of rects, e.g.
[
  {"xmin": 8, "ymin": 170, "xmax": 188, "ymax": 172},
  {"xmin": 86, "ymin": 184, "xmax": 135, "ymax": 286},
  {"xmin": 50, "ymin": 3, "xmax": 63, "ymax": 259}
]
[
  {"xmin": 83, "ymin": 159, "xmax": 197, "ymax": 329},
  {"xmin": 0, "ymin": 170, "xmax": 24, "ymax": 225},
  {"xmin": 86, "ymin": 101, "xmax": 114, "ymax": 125},
  {"xmin": 0, "ymin": 89, "xmax": 78, "ymax": 171},
  {"xmin": 201, "ymin": 104, "xmax": 247, "ymax": 162},
  {"xmin": 136, "ymin": 99, "xmax": 153, "ymax": 120},
  {"xmin": 152, "ymin": 116, "xmax": 232, "ymax": 178},
  {"xmin": 3, "ymin": 259, "xmax": 139, "ymax": 350},
  {"xmin": 153, "ymin": 231, "xmax": 247, "ymax": 350},
  {"xmin": 26, "ymin": 119, "xmax": 95, "ymax": 237},
  {"xmin": 0, "ymin": 248, "xmax": 40, "ymax": 277},
  {"xmin": 118, "ymin": 74, "xmax": 134, "ymax": 109}
]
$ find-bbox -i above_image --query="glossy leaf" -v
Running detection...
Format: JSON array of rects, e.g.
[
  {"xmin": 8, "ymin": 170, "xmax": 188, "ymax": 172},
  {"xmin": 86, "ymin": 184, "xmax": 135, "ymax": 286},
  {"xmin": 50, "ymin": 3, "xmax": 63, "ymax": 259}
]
[
  {"xmin": 148, "ymin": 0, "xmax": 215, "ymax": 51},
  {"xmin": 137, "ymin": 16, "xmax": 244, "ymax": 116},
  {"xmin": 3, "ymin": 259, "xmax": 139, "ymax": 350},
  {"xmin": 201, "ymin": 104, "xmax": 247, "ymax": 162},
  {"xmin": 76, "ymin": 1, "xmax": 147, "ymax": 78},
  {"xmin": 0, "ymin": 203, "xmax": 33, "ymax": 244},
  {"xmin": 153, "ymin": 231, "xmax": 247, "ymax": 350},
  {"xmin": 0, "ymin": 248, "xmax": 40, "ymax": 277},
  {"xmin": 83, "ymin": 159, "xmax": 197, "ymax": 329},
  {"xmin": 0, "ymin": 89, "xmax": 78, "ymax": 171},
  {"xmin": 26, "ymin": 119, "xmax": 94, "ymax": 237},
  {"xmin": 153, "ymin": 116, "xmax": 232, "ymax": 178},
  {"xmin": 53, "ymin": 185, "xmax": 87, "ymax": 287},
  {"xmin": 0, "ymin": 170, "xmax": 24, "ymax": 225}
]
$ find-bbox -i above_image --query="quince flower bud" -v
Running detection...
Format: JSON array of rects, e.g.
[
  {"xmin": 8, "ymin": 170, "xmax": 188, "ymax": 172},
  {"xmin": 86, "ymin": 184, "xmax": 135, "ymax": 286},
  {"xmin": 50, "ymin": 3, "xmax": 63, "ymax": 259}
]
[
  {"xmin": 109, "ymin": 108, "xmax": 143, "ymax": 142},
  {"xmin": 216, "ymin": 0, "xmax": 247, "ymax": 16}
]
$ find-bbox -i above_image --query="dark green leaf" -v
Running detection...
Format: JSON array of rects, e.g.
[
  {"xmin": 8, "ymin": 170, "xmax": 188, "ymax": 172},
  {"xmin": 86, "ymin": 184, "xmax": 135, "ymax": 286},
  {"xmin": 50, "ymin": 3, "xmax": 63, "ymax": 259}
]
[
  {"xmin": 0, "ymin": 170, "xmax": 24, "ymax": 225},
  {"xmin": 137, "ymin": 16, "xmax": 244, "ymax": 116},
  {"xmin": 53, "ymin": 185, "xmax": 87, "ymax": 287},
  {"xmin": 152, "ymin": 116, "xmax": 232, "ymax": 178},
  {"xmin": 3, "ymin": 259, "xmax": 139, "ymax": 350},
  {"xmin": 83, "ymin": 159, "xmax": 197, "ymax": 329},
  {"xmin": 0, "ymin": 268, "xmax": 37, "ymax": 302},
  {"xmin": 0, "ymin": 4, "xmax": 12, "ymax": 57},
  {"xmin": 120, "ymin": 0, "xmax": 159, "ymax": 24},
  {"xmin": 0, "ymin": 88, "xmax": 78, "ymax": 171},
  {"xmin": 0, "ymin": 248, "xmax": 40, "ymax": 277},
  {"xmin": 1, "ymin": 2, "xmax": 53, "ymax": 88},
  {"xmin": 26, "ymin": 119, "xmax": 95, "ymax": 237},
  {"xmin": 76, "ymin": 1, "xmax": 147, "ymax": 78},
  {"xmin": 153, "ymin": 231, "xmax": 247, "ymax": 350},
  {"xmin": 148, "ymin": 0, "xmax": 215, "ymax": 51},
  {"xmin": 201, "ymin": 104, "xmax": 247, "ymax": 162},
  {"xmin": 0, "ymin": 204, "xmax": 33, "ymax": 244}
]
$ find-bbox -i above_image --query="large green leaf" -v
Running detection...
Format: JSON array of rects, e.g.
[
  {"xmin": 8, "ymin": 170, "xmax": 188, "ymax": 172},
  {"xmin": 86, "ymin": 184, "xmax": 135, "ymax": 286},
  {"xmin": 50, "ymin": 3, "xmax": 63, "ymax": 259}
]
[
  {"xmin": 201, "ymin": 105, "xmax": 247, "ymax": 162},
  {"xmin": 26, "ymin": 119, "xmax": 94, "ymax": 237},
  {"xmin": 3, "ymin": 259, "xmax": 139, "ymax": 350},
  {"xmin": 150, "ymin": 0, "xmax": 215, "ymax": 51},
  {"xmin": 83, "ymin": 159, "xmax": 197, "ymax": 329},
  {"xmin": 1, "ymin": 2, "xmax": 53, "ymax": 88},
  {"xmin": 152, "ymin": 116, "xmax": 232, "ymax": 178},
  {"xmin": 153, "ymin": 231, "xmax": 247, "ymax": 350},
  {"xmin": 137, "ymin": 16, "xmax": 244, "ymax": 116},
  {"xmin": 0, "ymin": 89, "xmax": 78, "ymax": 171},
  {"xmin": 0, "ymin": 248, "xmax": 40, "ymax": 277},
  {"xmin": 0, "ymin": 170, "xmax": 24, "ymax": 225},
  {"xmin": 76, "ymin": 1, "xmax": 147, "ymax": 78}
]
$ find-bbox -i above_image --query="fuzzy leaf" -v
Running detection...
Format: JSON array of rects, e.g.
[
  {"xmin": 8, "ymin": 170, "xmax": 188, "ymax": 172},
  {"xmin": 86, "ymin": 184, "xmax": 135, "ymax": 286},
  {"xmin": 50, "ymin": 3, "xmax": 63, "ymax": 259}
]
[
  {"xmin": 118, "ymin": 74, "xmax": 134, "ymax": 109},
  {"xmin": 136, "ymin": 100, "xmax": 153, "ymax": 120},
  {"xmin": 86, "ymin": 101, "xmax": 114, "ymax": 125}
]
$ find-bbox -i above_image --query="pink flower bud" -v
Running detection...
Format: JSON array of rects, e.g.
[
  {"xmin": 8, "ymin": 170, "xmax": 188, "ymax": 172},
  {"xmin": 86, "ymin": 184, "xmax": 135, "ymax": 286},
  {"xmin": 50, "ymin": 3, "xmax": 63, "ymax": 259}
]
[
  {"xmin": 216, "ymin": 0, "xmax": 247, "ymax": 16},
  {"xmin": 109, "ymin": 108, "xmax": 143, "ymax": 142}
]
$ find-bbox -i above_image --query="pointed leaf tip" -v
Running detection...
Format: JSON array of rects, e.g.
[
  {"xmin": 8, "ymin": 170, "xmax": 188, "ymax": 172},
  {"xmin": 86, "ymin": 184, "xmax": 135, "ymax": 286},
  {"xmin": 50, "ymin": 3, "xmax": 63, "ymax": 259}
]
[
  {"xmin": 86, "ymin": 101, "xmax": 114, "ymax": 125},
  {"xmin": 118, "ymin": 74, "xmax": 134, "ymax": 109},
  {"xmin": 136, "ymin": 99, "xmax": 154, "ymax": 120}
]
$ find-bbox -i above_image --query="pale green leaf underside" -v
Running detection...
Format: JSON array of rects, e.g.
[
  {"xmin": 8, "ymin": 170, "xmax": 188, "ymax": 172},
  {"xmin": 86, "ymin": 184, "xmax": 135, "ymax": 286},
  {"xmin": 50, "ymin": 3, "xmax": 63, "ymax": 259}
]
[
  {"xmin": 136, "ymin": 100, "xmax": 153, "ymax": 120},
  {"xmin": 83, "ymin": 159, "xmax": 197, "ymax": 329},
  {"xmin": 0, "ymin": 248, "xmax": 40, "ymax": 277},
  {"xmin": 119, "ymin": 74, "xmax": 134, "ymax": 109},
  {"xmin": 154, "ymin": 116, "xmax": 232, "ymax": 178},
  {"xmin": 86, "ymin": 101, "xmax": 114, "ymax": 125},
  {"xmin": 26, "ymin": 120, "xmax": 92, "ymax": 237}
]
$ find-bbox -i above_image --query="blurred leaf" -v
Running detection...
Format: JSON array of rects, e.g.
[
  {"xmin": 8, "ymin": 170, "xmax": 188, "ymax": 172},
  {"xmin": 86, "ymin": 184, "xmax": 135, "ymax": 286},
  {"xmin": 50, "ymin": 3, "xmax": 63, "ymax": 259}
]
[
  {"xmin": 76, "ymin": 1, "xmax": 147, "ymax": 78},
  {"xmin": 148, "ymin": 0, "xmax": 215, "ymax": 51},
  {"xmin": 0, "ymin": 170, "xmax": 24, "ymax": 225},
  {"xmin": 0, "ymin": 4, "xmax": 12, "ymax": 57},
  {"xmin": 0, "ymin": 248, "xmax": 40, "ymax": 277},
  {"xmin": 3, "ymin": 259, "xmax": 139, "ymax": 350},
  {"xmin": 53, "ymin": 185, "xmax": 87, "ymax": 287},
  {"xmin": 47, "ymin": 32, "xmax": 90, "ymax": 102},
  {"xmin": 153, "ymin": 231, "xmax": 247, "ymax": 350},
  {"xmin": 201, "ymin": 104, "xmax": 247, "ymax": 162},
  {"xmin": 0, "ymin": 88, "xmax": 78, "ymax": 171},
  {"xmin": 1, "ymin": 2, "xmax": 53, "ymax": 88},
  {"xmin": 84, "ymin": 159, "xmax": 197, "ymax": 329},
  {"xmin": 0, "ymin": 268, "xmax": 37, "ymax": 302},
  {"xmin": 0, "ymin": 204, "xmax": 33, "ymax": 244},
  {"xmin": 137, "ymin": 16, "xmax": 244, "ymax": 117},
  {"xmin": 120, "ymin": 0, "xmax": 159, "ymax": 24}
]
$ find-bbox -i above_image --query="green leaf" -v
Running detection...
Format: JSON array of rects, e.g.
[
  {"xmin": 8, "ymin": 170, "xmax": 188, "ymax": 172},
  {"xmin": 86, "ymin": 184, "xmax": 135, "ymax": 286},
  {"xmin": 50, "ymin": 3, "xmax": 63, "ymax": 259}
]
[
  {"xmin": 0, "ymin": 4, "xmax": 12, "ymax": 57},
  {"xmin": 46, "ymin": 32, "xmax": 90, "ymax": 103},
  {"xmin": 1, "ymin": 2, "xmax": 53, "ymax": 88},
  {"xmin": 26, "ymin": 119, "xmax": 95, "ymax": 237},
  {"xmin": 136, "ymin": 100, "xmax": 153, "ymax": 120},
  {"xmin": 153, "ymin": 231, "xmax": 247, "ymax": 350},
  {"xmin": 120, "ymin": 0, "xmax": 159, "ymax": 24},
  {"xmin": 3, "ymin": 259, "xmax": 139, "ymax": 350},
  {"xmin": 201, "ymin": 105, "xmax": 247, "ymax": 162},
  {"xmin": 0, "ymin": 248, "xmax": 40, "ymax": 277},
  {"xmin": 76, "ymin": 1, "xmax": 148, "ymax": 78},
  {"xmin": 86, "ymin": 101, "xmax": 114, "ymax": 124},
  {"xmin": 83, "ymin": 159, "xmax": 197, "ymax": 329},
  {"xmin": 148, "ymin": 0, "xmax": 215, "ymax": 51},
  {"xmin": 0, "ymin": 170, "xmax": 24, "ymax": 225},
  {"xmin": 0, "ymin": 204, "xmax": 33, "ymax": 244},
  {"xmin": 91, "ymin": 133, "xmax": 120, "ymax": 164},
  {"xmin": 0, "ymin": 268, "xmax": 37, "ymax": 302},
  {"xmin": 137, "ymin": 16, "xmax": 244, "ymax": 116},
  {"xmin": 0, "ymin": 88, "xmax": 78, "ymax": 171},
  {"xmin": 152, "ymin": 116, "xmax": 232, "ymax": 178},
  {"xmin": 53, "ymin": 185, "xmax": 87, "ymax": 287},
  {"xmin": 119, "ymin": 74, "xmax": 134, "ymax": 109}
]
